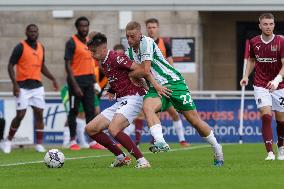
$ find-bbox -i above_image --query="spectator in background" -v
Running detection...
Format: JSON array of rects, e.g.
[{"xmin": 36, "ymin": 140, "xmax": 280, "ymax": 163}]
[{"xmin": 1, "ymin": 24, "xmax": 58, "ymax": 154}]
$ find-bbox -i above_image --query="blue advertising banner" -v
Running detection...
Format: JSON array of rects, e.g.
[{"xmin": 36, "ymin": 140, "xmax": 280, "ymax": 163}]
[
  {"xmin": 99, "ymin": 99, "xmax": 270, "ymax": 143},
  {"xmin": 0, "ymin": 99, "xmax": 4, "ymax": 118},
  {"xmin": 42, "ymin": 98, "xmax": 274, "ymax": 144}
]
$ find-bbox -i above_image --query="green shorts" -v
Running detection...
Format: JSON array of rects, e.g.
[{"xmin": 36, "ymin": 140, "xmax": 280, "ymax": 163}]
[
  {"xmin": 144, "ymin": 81, "xmax": 196, "ymax": 112},
  {"xmin": 78, "ymin": 95, "xmax": 100, "ymax": 113}
]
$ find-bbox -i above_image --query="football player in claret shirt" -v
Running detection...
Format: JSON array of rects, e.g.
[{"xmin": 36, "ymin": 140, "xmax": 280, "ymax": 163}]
[
  {"xmin": 240, "ymin": 13, "xmax": 284, "ymax": 161},
  {"xmin": 85, "ymin": 32, "xmax": 170, "ymax": 168}
]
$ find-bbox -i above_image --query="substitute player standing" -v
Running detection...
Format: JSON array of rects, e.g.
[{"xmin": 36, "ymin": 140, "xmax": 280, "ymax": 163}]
[
  {"xmin": 64, "ymin": 17, "xmax": 97, "ymax": 150},
  {"xmin": 125, "ymin": 21, "xmax": 224, "ymax": 166},
  {"xmin": 85, "ymin": 33, "xmax": 168, "ymax": 168},
  {"xmin": 240, "ymin": 13, "xmax": 284, "ymax": 161},
  {"xmin": 1, "ymin": 24, "xmax": 58, "ymax": 154}
]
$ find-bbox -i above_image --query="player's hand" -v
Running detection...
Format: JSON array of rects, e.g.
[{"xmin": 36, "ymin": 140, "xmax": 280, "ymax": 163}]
[
  {"xmin": 74, "ymin": 86, "xmax": 83, "ymax": 97},
  {"xmin": 52, "ymin": 79, "xmax": 59, "ymax": 91},
  {"xmin": 154, "ymin": 84, "xmax": 172, "ymax": 98},
  {"xmin": 266, "ymin": 75, "xmax": 283, "ymax": 92},
  {"xmin": 240, "ymin": 77, "xmax": 249, "ymax": 86},
  {"xmin": 104, "ymin": 92, "xmax": 115, "ymax": 101},
  {"xmin": 94, "ymin": 83, "xmax": 102, "ymax": 94},
  {"xmin": 13, "ymin": 84, "xmax": 20, "ymax": 97},
  {"xmin": 266, "ymin": 80, "xmax": 278, "ymax": 92}
]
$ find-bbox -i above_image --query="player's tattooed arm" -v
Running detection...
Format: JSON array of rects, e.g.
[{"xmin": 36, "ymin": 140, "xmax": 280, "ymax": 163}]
[{"xmin": 129, "ymin": 61, "xmax": 172, "ymax": 98}]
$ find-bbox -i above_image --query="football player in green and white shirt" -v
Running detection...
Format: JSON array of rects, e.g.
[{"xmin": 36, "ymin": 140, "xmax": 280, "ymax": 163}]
[{"xmin": 125, "ymin": 21, "xmax": 224, "ymax": 166}]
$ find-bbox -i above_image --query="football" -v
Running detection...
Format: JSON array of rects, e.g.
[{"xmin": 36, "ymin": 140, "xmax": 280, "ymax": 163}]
[{"xmin": 44, "ymin": 149, "xmax": 65, "ymax": 168}]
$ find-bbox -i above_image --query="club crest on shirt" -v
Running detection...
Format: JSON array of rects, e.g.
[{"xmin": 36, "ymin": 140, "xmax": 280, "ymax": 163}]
[
  {"xmin": 117, "ymin": 56, "xmax": 125, "ymax": 64},
  {"xmin": 271, "ymin": 45, "xmax": 277, "ymax": 52},
  {"xmin": 257, "ymin": 98, "xmax": 262, "ymax": 104}
]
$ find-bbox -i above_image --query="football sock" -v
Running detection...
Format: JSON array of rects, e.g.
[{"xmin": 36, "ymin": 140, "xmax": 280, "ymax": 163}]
[
  {"xmin": 276, "ymin": 120, "xmax": 284, "ymax": 147},
  {"xmin": 8, "ymin": 127, "xmax": 18, "ymax": 141},
  {"xmin": 135, "ymin": 119, "xmax": 144, "ymax": 145},
  {"xmin": 262, "ymin": 114, "xmax": 273, "ymax": 152},
  {"xmin": 91, "ymin": 132, "xmax": 123, "ymax": 156},
  {"xmin": 114, "ymin": 131, "xmax": 143, "ymax": 160},
  {"xmin": 63, "ymin": 126, "xmax": 70, "ymax": 147},
  {"xmin": 173, "ymin": 120, "xmax": 185, "ymax": 142},
  {"xmin": 149, "ymin": 124, "xmax": 166, "ymax": 143},
  {"xmin": 76, "ymin": 118, "xmax": 88, "ymax": 146},
  {"xmin": 36, "ymin": 129, "xmax": 44, "ymax": 144},
  {"xmin": 203, "ymin": 130, "xmax": 219, "ymax": 149}
]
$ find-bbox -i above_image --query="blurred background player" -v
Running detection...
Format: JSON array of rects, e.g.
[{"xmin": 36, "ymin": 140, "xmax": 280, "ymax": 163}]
[
  {"xmin": 240, "ymin": 13, "xmax": 284, "ymax": 161},
  {"xmin": 64, "ymin": 17, "xmax": 97, "ymax": 150},
  {"xmin": 125, "ymin": 21, "xmax": 224, "ymax": 166},
  {"xmin": 86, "ymin": 33, "xmax": 153, "ymax": 168},
  {"xmin": 113, "ymin": 44, "xmax": 126, "ymax": 54},
  {"xmin": 60, "ymin": 85, "xmax": 106, "ymax": 150},
  {"xmin": 1, "ymin": 24, "xmax": 59, "ymax": 154}
]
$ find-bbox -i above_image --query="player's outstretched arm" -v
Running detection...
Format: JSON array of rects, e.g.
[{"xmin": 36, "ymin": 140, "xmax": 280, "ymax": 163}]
[{"xmin": 240, "ymin": 58, "xmax": 255, "ymax": 87}]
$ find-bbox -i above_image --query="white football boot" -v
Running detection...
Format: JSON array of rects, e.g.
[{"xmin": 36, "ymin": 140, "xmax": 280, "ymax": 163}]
[
  {"xmin": 1, "ymin": 140, "xmax": 12, "ymax": 154},
  {"xmin": 135, "ymin": 157, "xmax": 151, "ymax": 168},
  {"xmin": 277, "ymin": 146, "xmax": 284, "ymax": 160},
  {"xmin": 35, "ymin": 144, "xmax": 46, "ymax": 153},
  {"xmin": 265, "ymin": 151, "xmax": 275, "ymax": 161}
]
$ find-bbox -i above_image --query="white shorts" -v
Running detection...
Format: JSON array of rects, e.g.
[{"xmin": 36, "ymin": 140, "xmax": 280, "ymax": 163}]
[
  {"xmin": 253, "ymin": 86, "xmax": 284, "ymax": 112},
  {"xmin": 16, "ymin": 86, "xmax": 45, "ymax": 110},
  {"xmin": 101, "ymin": 95, "xmax": 144, "ymax": 124}
]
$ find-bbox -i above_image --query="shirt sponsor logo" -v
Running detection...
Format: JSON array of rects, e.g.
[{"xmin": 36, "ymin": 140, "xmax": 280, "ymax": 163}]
[{"xmin": 255, "ymin": 55, "xmax": 277, "ymax": 63}]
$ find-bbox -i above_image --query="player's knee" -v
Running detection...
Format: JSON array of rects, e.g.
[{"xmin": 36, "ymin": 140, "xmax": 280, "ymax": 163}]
[
  {"xmin": 142, "ymin": 104, "xmax": 154, "ymax": 115},
  {"xmin": 108, "ymin": 127, "xmax": 118, "ymax": 137},
  {"xmin": 85, "ymin": 124, "xmax": 98, "ymax": 136}
]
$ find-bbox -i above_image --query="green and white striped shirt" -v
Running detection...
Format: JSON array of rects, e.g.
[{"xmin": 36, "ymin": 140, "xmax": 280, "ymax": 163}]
[{"xmin": 125, "ymin": 36, "xmax": 184, "ymax": 85}]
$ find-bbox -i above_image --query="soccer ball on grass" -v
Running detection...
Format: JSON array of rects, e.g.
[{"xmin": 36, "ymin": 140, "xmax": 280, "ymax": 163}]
[{"xmin": 44, "ymin": 149, "xmax": 65, "ymax": 168}]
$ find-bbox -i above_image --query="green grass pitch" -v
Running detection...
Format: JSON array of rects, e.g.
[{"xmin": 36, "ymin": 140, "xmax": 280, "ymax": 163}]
[{"xmin": 0, "ymin": 143, "xmax": 283, "ymax": 189}]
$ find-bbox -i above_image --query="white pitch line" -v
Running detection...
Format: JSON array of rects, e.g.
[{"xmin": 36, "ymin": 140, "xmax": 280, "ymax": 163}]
[{"xmin": 0, "ymin": 144, "xmax": 215, "ymax": 167}]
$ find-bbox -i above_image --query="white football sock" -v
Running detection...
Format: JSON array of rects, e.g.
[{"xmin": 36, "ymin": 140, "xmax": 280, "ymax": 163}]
[
  {"xmin": 173, "ymin": 120, "xmax": 185, "ymax": 142},
  {"xmin": 149, "ymin": 124, "xmax": 166, "ymax": 143},
  {"xmin": 76, "ymin": 118, "xmax": 89, "ymax": 146},
  {"xmin": 124, "ymin": 123, "xmax": 135, "ymax": 136},
  {"xmin": 203, "ymin": 130, "xmax": 219, "ymax": 148},
  {"xmin": 63, "ymin": 126, "xmax": 70, "ymax": 148}
]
